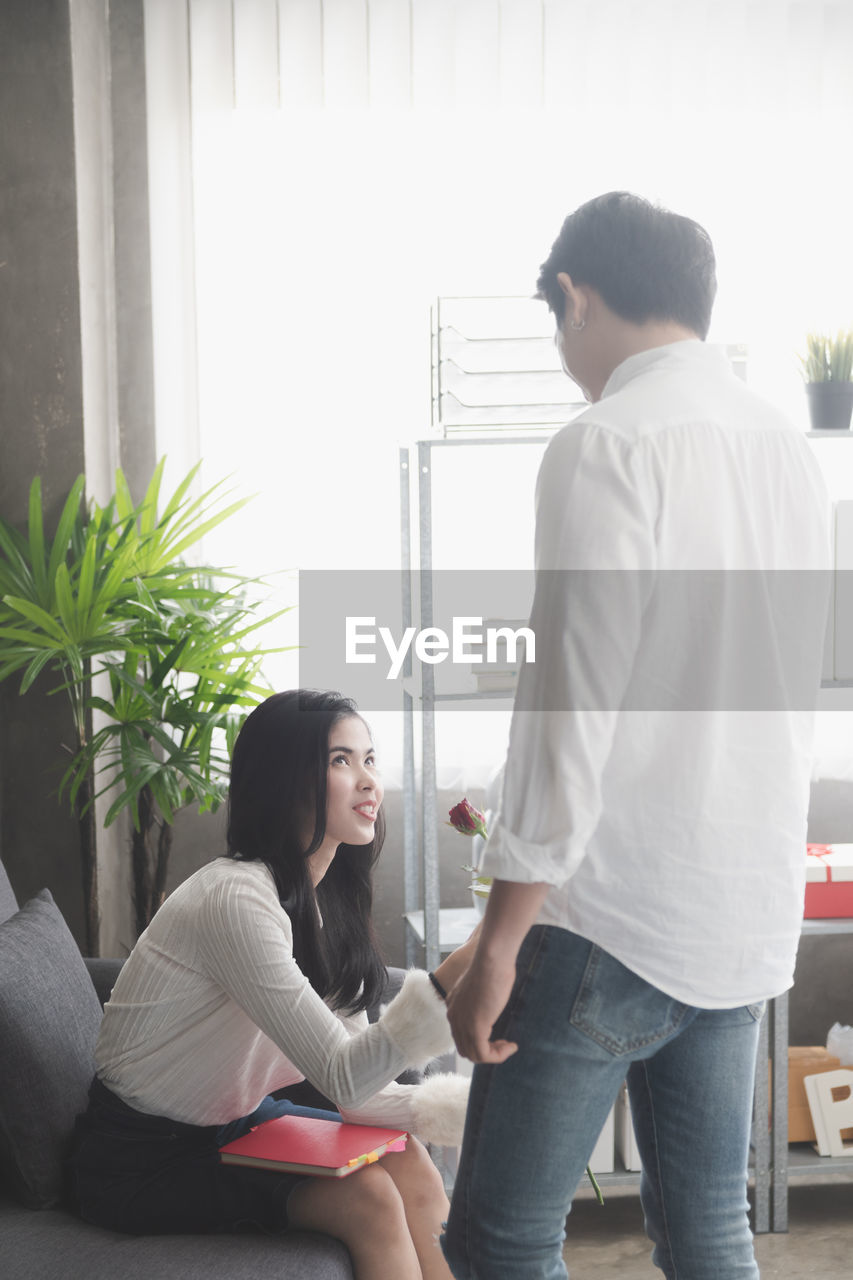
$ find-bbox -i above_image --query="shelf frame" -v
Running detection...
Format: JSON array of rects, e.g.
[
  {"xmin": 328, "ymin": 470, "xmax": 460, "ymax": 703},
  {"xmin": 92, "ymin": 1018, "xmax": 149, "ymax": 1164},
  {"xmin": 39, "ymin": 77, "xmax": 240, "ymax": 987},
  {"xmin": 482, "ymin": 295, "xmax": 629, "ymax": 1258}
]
[
  {"xmin": 399, "ymin": 433, "xmax": 853, "ymax": 1230},
  {"xmin": 755, "ymin": 915, "xmax": 853, "ymax": 1232},
  {"xmin": 400, "ymin": 434, "xmax": 552, "ymax": 969}
]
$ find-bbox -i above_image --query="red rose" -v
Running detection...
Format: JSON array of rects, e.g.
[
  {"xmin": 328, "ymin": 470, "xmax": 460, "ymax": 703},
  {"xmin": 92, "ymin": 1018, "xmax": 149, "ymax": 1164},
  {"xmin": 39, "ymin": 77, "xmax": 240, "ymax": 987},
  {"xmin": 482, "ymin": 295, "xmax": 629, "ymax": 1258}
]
[{"xmin": 448, "ymin": 798, "xmax": 488, "ymax": 839}]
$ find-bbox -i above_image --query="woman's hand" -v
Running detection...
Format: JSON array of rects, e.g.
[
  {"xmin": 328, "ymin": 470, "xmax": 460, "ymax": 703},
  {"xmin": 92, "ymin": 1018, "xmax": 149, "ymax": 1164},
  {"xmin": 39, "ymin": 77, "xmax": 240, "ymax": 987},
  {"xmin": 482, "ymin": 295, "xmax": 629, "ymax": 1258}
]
[{"xmin": 431, "ymin": 921, "xmax": 482, "ymax": 994}]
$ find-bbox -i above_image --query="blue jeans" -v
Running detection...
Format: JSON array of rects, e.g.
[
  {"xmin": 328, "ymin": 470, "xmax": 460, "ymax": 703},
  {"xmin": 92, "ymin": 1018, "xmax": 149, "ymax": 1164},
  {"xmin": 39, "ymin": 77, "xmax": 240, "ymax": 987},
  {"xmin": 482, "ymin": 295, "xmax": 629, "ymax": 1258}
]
[{"xmin": 441, "ymin": 926, "xmax": 763, "ymax": 1280}]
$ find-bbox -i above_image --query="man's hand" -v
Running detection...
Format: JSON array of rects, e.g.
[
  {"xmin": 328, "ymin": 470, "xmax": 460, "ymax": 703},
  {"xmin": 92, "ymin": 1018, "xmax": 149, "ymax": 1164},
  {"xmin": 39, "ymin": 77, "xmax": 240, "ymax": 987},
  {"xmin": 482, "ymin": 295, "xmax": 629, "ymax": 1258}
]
[
  {"xmin": 443, "ymin": 878, "xmax": 552, "ymax": 1064},
  {"xmin": 445, "ymin": 951, "xmax": 519, "ymax": 1063}
]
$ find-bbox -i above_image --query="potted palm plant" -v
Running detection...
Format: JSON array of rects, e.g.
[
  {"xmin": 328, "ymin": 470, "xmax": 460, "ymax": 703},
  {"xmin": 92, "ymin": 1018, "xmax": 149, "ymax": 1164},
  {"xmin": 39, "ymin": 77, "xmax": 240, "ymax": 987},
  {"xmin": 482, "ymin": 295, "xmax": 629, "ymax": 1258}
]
[
  {"xmin": 0, "ymin": 461, "xmax": 286, "ymax": 951},
  {"xmin": 799, "ymin": 329, "xmax": 853, "ymax": 430},
  {"xmin": 62, "ymin": 569, "xmax": 282, "ymax": 940}
]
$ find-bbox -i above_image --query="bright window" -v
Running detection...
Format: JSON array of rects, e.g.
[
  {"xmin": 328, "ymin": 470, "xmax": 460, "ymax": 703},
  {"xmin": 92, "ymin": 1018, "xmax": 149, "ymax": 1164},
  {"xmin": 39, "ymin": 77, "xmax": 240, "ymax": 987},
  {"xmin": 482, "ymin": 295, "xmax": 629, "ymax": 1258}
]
[{"xmin": 144, "ymin": 0, "xmax": 853, "ymax": 783}]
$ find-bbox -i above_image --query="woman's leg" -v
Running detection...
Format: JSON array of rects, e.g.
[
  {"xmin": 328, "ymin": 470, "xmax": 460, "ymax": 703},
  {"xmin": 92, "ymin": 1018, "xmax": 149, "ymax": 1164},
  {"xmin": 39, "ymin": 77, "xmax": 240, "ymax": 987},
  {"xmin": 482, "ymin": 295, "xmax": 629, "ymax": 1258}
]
[
  {"xmin": 380, "ymin": 1137, "xmax": 453, "ymax": 1280},
  {"xmin": 287, "ymin": 1161, "xmax": 422, "ymax": 1280}
]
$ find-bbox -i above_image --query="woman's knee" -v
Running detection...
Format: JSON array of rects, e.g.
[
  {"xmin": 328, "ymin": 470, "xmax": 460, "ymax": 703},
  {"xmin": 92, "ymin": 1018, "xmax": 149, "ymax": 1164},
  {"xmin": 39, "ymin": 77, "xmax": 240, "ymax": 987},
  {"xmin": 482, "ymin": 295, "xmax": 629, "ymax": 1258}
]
[
  {"xmin": 355, "ymin": 1162, "xmax": 410, "ymax": 1221},
  {"xmin": 384, "ymin": 1136, "xmax": 447, "ymax": 1204},
  {"xmin": 289, "ymin": 1162, "xmax": 407, "ymax": 1244}
]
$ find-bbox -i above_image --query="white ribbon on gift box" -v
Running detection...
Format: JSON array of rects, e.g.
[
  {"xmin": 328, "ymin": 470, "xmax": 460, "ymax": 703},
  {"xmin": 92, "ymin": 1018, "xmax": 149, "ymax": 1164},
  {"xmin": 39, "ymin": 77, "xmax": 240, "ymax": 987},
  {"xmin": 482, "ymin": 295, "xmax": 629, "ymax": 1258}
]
[{"xmin": 806, "ymin": 844, "xmax": 853, "ymax": 884}]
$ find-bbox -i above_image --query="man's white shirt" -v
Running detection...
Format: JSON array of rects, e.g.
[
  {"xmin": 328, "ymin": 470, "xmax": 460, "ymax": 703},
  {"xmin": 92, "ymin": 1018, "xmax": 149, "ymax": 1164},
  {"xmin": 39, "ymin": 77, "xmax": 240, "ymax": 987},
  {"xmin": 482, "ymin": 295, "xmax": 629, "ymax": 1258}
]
[{"xmin": 482, "ymin": 340, "xmax": 831, "ymax": 1008}]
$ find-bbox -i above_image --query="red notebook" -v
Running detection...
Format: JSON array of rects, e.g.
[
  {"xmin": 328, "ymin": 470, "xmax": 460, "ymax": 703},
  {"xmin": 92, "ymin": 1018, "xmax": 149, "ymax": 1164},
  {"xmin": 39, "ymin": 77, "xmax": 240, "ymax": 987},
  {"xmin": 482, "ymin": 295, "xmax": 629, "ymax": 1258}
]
[{"xmin": 219, "ymin": 1114, "xmax": 408, "ymax": 1178}]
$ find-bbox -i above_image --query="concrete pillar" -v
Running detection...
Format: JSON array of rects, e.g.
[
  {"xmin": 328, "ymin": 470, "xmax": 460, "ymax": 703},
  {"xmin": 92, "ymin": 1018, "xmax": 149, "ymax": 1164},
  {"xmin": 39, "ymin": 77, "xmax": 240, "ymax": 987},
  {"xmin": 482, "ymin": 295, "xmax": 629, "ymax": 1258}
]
[{"xmin": 0, "ymin": 0, "xmax": 156, "ymax": 954}]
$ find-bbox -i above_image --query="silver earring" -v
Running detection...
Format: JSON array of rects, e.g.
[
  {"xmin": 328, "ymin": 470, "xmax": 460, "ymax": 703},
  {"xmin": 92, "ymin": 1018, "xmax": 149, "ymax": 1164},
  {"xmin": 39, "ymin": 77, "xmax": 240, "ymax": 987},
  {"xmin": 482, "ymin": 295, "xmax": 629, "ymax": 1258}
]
[{"xmin": 570, "ymin": 318, "xmax": 586, "ymax": 331}]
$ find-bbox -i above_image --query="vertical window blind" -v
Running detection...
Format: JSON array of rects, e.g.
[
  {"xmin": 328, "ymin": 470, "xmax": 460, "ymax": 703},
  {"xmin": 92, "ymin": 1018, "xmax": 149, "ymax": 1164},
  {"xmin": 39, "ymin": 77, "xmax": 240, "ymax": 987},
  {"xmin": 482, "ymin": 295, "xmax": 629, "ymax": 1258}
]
[
  {"xmin": 142, "ymin": 0, "xmax": 853, "ymax": 782},
  {"xmin": 155, "ymin": 1, "xmax": 853, "ymax": 115}
]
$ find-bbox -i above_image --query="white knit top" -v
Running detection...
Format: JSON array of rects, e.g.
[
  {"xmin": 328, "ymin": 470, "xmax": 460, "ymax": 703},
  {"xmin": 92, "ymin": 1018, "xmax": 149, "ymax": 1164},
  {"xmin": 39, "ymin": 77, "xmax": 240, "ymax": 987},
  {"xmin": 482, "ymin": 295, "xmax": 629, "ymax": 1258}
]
[{"xmin": 95, "ymin": 858, "xmax": 454, "ymax": 1128}]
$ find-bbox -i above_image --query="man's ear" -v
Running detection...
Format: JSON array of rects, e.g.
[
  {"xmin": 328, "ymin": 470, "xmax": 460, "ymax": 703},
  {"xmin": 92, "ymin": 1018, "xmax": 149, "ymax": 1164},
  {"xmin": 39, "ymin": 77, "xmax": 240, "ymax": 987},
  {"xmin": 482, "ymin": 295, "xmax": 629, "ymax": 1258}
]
[{"xmin": 556, "ymin": 272, "xmax": 587, "ymax": 330}]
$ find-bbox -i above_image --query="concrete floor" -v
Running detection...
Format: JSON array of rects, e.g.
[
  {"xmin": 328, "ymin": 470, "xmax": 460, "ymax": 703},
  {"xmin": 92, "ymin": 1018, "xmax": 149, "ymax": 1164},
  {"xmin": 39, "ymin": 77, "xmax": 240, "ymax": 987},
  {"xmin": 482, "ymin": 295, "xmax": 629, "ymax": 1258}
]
[{"xmin": 562, "ymin": 1178, "xmax": 853, "ymax": 1278}]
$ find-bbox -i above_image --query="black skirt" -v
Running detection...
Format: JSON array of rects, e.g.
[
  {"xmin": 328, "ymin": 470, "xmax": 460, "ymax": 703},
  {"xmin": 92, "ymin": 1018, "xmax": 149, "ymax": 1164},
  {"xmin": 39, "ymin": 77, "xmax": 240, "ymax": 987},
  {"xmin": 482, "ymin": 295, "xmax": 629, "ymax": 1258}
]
[{"xmin": 69, "ymin": 1077, "xmax": 341, "ymax": 1236}]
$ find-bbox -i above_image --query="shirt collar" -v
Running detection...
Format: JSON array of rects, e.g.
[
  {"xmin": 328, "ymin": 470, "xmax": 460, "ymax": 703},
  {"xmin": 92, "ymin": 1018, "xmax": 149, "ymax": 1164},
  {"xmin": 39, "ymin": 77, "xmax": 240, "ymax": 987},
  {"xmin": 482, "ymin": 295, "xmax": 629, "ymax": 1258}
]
[{"xmin": 600, "ymin": 339, "xmax": 725, "ymax": 400}]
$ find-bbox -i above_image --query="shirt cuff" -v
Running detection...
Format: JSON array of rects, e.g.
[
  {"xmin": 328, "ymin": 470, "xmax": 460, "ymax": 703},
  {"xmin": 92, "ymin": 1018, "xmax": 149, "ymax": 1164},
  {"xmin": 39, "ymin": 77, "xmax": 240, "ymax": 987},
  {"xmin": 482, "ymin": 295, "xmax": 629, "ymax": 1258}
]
[
  {"xmin": 481, "ymin": 817, "xmax": 586, "ymax": 889},
  {"xmin": 379, "ymin": 969, "xmax": 455, "ymax": 1066},
  {"xmin": 409, "ymin": 1072, "xmax": 471, "ymax": 1146}
]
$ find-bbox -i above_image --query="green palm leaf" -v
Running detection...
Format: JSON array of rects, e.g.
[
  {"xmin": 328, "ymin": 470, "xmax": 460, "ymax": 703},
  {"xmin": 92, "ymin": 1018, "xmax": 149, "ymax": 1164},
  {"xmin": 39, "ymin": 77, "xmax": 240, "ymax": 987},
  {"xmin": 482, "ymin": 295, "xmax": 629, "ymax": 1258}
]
[
  {"xmin": 46, "ymin": 475, "xmax": 86, "ymax": 592},
  {"xmin": 2, "ymin": 596, "xmax": 69, "ymax": 643},
  {"xmin": 27, "ymin": 477, "xmax": 48, "ymax": 606}
]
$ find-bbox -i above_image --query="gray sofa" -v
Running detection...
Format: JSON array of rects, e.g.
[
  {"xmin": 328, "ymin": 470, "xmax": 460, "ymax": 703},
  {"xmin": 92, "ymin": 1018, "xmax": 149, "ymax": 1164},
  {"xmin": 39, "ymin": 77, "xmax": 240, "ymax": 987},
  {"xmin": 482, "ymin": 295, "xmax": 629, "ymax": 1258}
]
[{"xmin": 0, "ymin": 856, "xmax": 408, "ymax": 1279}]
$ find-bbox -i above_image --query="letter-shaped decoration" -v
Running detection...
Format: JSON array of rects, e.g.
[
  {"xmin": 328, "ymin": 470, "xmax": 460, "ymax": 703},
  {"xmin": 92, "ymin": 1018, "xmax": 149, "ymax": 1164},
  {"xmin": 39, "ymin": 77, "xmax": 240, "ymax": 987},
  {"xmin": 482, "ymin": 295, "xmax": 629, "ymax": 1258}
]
[{"xmin": 804, "ymin": 1068, "xmax": 853, "ymax": 1156}]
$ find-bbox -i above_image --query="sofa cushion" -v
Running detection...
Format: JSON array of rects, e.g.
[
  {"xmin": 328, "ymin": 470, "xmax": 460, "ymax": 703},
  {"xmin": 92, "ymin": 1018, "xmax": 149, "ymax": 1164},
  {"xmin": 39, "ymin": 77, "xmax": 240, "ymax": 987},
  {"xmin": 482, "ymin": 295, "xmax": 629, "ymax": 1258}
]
[
  {"xmin": 0, "ymin": 889, "xmax": 102, "ymax": 1208},
  {"xmin": 0, "ymin": 1191, "xmax": 354, "ymax": 1278}
]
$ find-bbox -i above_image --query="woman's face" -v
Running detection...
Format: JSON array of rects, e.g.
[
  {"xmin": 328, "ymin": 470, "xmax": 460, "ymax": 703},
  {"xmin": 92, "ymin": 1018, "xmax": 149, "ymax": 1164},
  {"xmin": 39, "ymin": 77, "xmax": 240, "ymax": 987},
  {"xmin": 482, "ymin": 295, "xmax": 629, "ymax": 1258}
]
[{"xmin": 323, "ymin": 715, "xmax": 383, "ymax": 848}]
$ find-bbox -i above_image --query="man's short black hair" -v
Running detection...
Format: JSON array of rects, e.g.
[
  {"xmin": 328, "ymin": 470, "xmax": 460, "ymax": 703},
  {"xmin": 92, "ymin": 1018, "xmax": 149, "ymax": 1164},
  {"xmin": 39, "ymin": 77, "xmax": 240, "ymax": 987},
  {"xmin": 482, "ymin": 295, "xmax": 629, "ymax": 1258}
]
[{"xmin": 536, "ymin": 192, "xmax": 717, "ymax": 339}]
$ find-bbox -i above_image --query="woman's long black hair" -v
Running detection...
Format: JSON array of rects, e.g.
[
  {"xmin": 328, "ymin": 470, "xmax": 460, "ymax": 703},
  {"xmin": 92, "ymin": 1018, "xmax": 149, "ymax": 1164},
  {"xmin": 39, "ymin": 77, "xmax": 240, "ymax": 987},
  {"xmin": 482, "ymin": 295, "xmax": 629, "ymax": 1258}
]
[{"xmin": 226, "ymin": 689, "xmax": 386, "ymax": 1015}]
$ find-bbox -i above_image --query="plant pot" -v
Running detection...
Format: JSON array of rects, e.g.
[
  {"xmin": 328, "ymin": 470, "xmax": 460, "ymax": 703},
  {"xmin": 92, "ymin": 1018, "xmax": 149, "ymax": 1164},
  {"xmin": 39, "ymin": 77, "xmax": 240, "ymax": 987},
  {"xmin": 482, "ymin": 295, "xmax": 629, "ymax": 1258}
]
[{"xmin": 805, "ymin": 381, "xmax": 853, "ymax": 431}]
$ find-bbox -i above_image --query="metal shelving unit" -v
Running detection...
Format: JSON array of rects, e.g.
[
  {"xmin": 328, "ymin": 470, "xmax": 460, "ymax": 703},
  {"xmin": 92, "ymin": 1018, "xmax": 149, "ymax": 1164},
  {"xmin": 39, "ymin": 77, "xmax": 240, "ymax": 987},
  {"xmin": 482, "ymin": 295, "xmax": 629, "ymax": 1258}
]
[
  {"xmin": 397, "ymin": 430, "xmax": 849, "ymax": 971},
  {"xmin": 755, "ymin": 916, "xmax": 853, "ymax": 1233},
  {"xmin": 402, "ymin": 312, "xmax": 757, "ymax": 967},
  {"xmin": 400, "ymin": 295, "xmax": 578, "ymax": 966},
  {"xmin": 399, "ymin": 432, "xmax": 553, "ymax": 969},
  {"xmin": 399, "ymin": 316, "xmax": 853, "ymax": 1225}
]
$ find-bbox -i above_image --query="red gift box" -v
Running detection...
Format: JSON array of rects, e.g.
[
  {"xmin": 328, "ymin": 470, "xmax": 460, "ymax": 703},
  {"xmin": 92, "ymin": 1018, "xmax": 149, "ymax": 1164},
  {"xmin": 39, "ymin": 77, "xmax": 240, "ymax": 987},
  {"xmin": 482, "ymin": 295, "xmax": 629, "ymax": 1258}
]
[{"xmin": 805, "ymin": 844, "xmax": 853, "ymax": 918}]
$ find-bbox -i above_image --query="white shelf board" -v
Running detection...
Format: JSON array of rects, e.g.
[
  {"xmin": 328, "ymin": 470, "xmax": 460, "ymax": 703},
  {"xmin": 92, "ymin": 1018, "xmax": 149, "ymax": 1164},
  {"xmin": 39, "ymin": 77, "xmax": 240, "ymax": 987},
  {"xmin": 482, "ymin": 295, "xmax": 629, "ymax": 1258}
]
[
  {"xmin": 787, "ymin": 1144, "xmax": 853, "ymax": 1176},
  {"xmin": 801, "ymin": 916, "xmax": 853, "ymax": 935},
  {"xmin": 404, "ymin": 907, "xmax": 482, "ymax": 953}
]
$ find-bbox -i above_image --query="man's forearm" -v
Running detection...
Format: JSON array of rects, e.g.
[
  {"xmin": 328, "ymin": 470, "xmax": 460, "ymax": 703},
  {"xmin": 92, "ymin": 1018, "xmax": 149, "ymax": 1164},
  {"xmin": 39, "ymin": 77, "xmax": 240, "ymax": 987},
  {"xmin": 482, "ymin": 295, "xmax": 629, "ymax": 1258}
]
[{"xmin": 478, "ymin": 878, "xmax": 552, "ymax": 965}]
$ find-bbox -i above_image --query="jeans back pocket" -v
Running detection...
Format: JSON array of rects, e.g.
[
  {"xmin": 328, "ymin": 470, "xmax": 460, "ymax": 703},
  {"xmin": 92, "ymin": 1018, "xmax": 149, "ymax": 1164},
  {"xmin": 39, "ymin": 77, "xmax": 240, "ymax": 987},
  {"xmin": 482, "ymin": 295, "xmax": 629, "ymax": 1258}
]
[{"xmin": 570, "ymin": 944, "xmax": 695, "ymax": 1058}]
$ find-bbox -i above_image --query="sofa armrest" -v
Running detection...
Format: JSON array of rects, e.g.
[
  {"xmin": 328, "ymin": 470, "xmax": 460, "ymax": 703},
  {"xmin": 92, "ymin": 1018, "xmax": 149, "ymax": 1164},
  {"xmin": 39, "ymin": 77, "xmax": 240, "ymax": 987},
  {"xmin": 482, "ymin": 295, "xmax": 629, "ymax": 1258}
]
[
  {"xmin": 84, "ymin": 958, "xmax": 124, "ymax": 1008},
  {"xmin": 369, "ymin": 965, "xmax": 407, "ymax": 1020}
]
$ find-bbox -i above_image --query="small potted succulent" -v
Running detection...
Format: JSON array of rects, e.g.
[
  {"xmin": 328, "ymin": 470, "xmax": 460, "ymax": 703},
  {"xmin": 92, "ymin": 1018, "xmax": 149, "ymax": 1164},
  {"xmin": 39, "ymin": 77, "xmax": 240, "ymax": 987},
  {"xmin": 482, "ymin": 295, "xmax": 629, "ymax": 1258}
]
[{"xmin": 799, "ymin": 330, "xmax": 853, "ymax": 430}]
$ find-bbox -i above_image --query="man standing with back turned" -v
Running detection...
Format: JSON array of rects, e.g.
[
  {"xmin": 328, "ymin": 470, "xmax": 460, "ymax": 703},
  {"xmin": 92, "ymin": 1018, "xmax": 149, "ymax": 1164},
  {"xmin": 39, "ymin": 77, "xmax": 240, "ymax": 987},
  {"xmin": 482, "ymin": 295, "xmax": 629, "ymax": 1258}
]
[{"xmin": 441, "ymin": 193, "xmax": 831, "ymax": 1280}]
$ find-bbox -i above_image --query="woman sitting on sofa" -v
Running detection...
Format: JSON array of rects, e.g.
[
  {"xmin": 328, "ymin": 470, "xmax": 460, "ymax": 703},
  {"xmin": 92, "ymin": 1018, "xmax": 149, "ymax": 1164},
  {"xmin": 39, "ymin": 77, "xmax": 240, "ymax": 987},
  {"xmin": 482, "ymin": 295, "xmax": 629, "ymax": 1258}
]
[{"xmin": 71, "ymin": 689, "xmax": 473, "ymax": 1280}]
